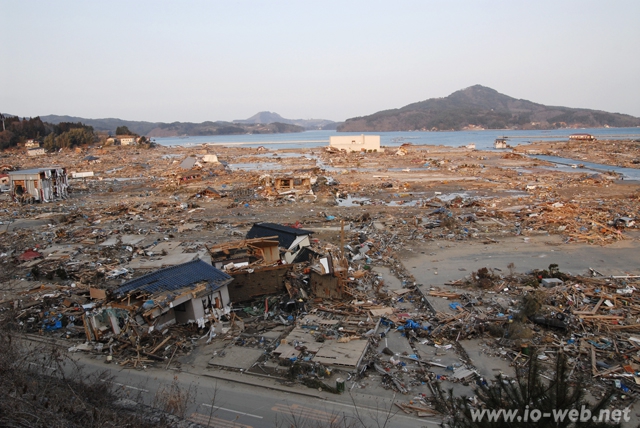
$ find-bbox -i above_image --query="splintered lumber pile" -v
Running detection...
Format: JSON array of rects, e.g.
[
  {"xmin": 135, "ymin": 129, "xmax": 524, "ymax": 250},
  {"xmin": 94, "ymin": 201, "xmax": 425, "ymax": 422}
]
[{"xmin": 540, "ymin": 202, "xmax": 627, "ymax": 244}]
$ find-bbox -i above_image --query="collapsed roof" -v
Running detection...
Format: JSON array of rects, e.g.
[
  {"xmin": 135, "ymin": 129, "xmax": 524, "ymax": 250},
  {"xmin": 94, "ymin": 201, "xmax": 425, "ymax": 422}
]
[
  {"xmin": 113, "ymin": 258, "xmax": 232, "ymax": 299},
  {"xmin": 246, "ymin": 222, "xmax": 314, "ymax": 249}
]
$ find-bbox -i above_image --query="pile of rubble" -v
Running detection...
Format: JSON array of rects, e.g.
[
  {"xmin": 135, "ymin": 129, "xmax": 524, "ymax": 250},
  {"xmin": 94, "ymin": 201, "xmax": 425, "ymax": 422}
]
[{"xmin": 1, "ymin": 139, "xmax": 640, "ymax": 421}]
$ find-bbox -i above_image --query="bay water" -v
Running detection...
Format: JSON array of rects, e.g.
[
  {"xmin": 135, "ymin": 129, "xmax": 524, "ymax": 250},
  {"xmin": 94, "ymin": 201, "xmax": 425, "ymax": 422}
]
[{"xmin": 154, "ymin": 127, "xmax": 640, "ymax": 151}]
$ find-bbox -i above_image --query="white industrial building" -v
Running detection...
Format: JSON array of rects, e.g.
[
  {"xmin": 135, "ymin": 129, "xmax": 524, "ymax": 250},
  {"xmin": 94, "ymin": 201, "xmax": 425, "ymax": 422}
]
[{"xmin": 329, "ymin": 134, "xmax": 381, "ymax": 152}]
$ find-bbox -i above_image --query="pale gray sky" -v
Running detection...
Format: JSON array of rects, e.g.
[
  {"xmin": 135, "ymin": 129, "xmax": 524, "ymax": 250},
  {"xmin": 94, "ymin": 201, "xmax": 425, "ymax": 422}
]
[{"xmin": 2, "ymin": 0, "xmax": 639, "ymax": 123}]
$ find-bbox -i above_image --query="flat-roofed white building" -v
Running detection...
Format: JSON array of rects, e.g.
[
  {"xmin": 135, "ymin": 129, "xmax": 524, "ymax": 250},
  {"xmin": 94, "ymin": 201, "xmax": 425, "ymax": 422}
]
[
  {"xmin": 27, "ymin": 147, "xmax": 46, "ymax": 156},
  {"xmin": 117, "ymin": 135, "xmax": 136, "ymax": 145},
  {"xmin": 329, "ymin": 134, "xmax": 381, "ymax": 152},
  {"xmin": 569, "ymin": 133, "xmax": 596, "ymax": 142}
]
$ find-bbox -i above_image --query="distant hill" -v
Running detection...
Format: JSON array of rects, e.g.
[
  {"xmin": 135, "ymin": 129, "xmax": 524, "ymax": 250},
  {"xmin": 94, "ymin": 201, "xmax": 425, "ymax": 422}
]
[
  {"xmin": 39, "ymin": 115, "xmax": 305, "ymax": 137},
  {"xmin": 234, "ymin": 111, "xmax": 337, "ymax": 130},
  {"xmin": 338, "ymin": 85, "xmax": 640, "ymax": 132},
  {"xmin": 40, "ymin": 115, "xmax": 161, "ymax": 135}
]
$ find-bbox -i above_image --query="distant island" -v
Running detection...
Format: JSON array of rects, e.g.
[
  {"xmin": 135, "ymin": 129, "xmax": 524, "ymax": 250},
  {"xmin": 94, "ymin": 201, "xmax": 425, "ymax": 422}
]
[
  {"xmin": 6, "ymin": 85, "xmax": 640, "ymax": 144},
  {"xmin": 338, "ymin": 85, "xmax": 640, "ymax": 132},
  {"xmin": 233, "ymin": 111, "xmax": 337, "ymax": 131}
]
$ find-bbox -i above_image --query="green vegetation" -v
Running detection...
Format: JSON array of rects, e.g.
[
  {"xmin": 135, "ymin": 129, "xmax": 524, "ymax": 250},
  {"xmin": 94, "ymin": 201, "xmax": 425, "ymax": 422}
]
[
  {"xmin": 0, "ymin": 115, "xmax": 164, "ymax": 151},
  {"xmin": 44, "ymin": 123, "xmax": 95, "ymax": 150},
  {"xmin": 115, "ymin": 125, "xmax": 135, "ymax": 135},
  {"xmin": 0, "ymin": 116, "xmax": 97, "ymax": 151},
  {"xmin": 0, "ymin": 116, "xmax": 47, "ymax": 150},
  {"xmin": 39, "ymin": 115, "xmax": 310, "ymax": 137},
  {"xmin": 433, "ymin": 351, "xmax": 626, "ymax": 428}
]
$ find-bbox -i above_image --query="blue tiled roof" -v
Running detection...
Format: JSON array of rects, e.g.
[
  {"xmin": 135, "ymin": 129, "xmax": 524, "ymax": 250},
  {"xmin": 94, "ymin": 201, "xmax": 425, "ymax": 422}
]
[{"xmin": 113, "ymin": 259, "xmax": 232, "ymax": 298}]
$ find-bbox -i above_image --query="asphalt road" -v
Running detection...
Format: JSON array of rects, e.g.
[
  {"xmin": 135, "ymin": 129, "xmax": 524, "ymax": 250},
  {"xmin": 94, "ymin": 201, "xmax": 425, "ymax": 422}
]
[{"xmin": 53, "ymin": 352, "xmax": 441, "ymax": 428}]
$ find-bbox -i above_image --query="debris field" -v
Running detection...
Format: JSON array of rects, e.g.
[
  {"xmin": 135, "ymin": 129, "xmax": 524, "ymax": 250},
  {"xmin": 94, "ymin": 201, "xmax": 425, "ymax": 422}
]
[{"xmin": 1, "ymin": 137, "xmax": 640, "ymax": 419}]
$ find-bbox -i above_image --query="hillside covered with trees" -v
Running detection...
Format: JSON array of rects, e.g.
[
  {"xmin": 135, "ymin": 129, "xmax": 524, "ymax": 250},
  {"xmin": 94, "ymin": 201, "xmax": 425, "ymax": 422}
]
[
  {"xmin": 0, "ymin": 114, "xmax": 307, "ymax": 150},
  {"xmin": 338, "ymin": 85, "xmax": 640, "ymax": 132},
  {"xmin": 0, "ymin": 115, "xmax": 95, "ymax": 151},
  {"xmin": 40, "ymin": 115, "xmax": 306, "ymax": 137}
]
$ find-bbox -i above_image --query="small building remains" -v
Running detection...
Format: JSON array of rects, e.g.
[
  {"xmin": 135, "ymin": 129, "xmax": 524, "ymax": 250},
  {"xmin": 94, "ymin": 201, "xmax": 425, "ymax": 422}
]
[
  {"xmin": 569, "ymin": 133, "xmax": 596, "ymax": 142},
  {"xmin": 24, "ymin": 139, "xmax": 41, "ymax": 148},
  {"xmin": 9, "ymin": 167, "xmax": 68, "ymax": 203},
  {"xmin": 329, "ymin": 134, "xmax": 381, "ymax": 152},
  {"xmin": 259, "ymin": 173, "xmax": 316, "ymax": 202},
  {"xmin": 202, "ymin": 154, "xmax": 219, "ymax": 163},
  {"xmin": 494, "ymin": 138, "xmax": 508, "ymax": 149},
  {"xmin": 27, "ymin": 147, "xmax": 46, "ymax": 156}
]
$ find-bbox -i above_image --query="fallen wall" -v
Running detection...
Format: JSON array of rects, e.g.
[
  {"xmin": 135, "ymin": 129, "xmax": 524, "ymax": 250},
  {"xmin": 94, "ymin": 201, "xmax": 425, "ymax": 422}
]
[{"xmin": 227, "ymin": 264, "xmax": 290, "ymax": 302}]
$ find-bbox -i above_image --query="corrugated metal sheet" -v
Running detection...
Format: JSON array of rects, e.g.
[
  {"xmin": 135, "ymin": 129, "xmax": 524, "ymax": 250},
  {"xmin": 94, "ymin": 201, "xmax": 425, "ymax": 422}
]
[
  {"xmin": 113, "ymin": 259, "xmax": 232, "ymax": 298},
  {"xmin": 8, "ymin": 167, "xmax": 64, "ymax": 177}
]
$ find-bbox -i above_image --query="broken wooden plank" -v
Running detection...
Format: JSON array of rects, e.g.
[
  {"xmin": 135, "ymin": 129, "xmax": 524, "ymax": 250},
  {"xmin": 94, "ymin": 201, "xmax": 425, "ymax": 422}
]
[
  {"xmin": 150, "ymin": 335, "xmax": 172, "ymax": 354},
  {"xmin": 394, "ymin": 402, "xmax": 411, "ymax": 414}
]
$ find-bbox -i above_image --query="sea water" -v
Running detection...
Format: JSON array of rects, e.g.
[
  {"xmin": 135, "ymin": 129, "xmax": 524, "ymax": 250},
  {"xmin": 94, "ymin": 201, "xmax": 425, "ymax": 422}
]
[{"xmin": 154, "ymin": 127, "xmax": 640, "ymax": 151}]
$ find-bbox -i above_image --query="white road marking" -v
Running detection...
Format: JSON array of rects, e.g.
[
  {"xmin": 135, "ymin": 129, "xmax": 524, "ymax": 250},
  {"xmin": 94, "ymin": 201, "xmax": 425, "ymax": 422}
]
[
  {"xmin": 28, "ymin": 362, "xmax": 57, "ymax": 371},
  {"xmin": 202, "ymin": 403, "xmax": 263, "ymax": 419},
  {"xmin": 100, "ymin": 379, "xmax": 149, "ymax": 392}
]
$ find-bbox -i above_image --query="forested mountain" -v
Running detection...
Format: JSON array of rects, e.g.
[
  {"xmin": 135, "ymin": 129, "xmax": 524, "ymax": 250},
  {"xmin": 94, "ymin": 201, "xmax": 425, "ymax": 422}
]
[
  {"xmin": 337, "ymin": 85, "xmax": 640, "ymax": 132},
  {"xmin": 0, "ymin": 114, "xmax": 305, "ymax": 150},
  {"xmin": 0, "ymin": 115, "xmax": 95, "ymax": 150},
  {"xmin": 40, "ymin": 115, "xmax": 160, "ymax": 135},
  {"xmin": 39, "ymin": 115, "xmax": 305, "ymax": 137}
]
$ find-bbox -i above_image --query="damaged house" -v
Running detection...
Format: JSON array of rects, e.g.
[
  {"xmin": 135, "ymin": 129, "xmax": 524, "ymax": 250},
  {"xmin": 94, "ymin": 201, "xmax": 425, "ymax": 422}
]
[
  {"xmin": 207, "ymin": 223, "xmax": 320, "ymax": 303},
  {"xmin": 207, "ymin": 236, "xmax": 291, "ymax": 303},
  {"xmin": 247, "ymin": 222, "xmax": 314, "ymax": 264},
  {"xmin": 259, "ymin": 173, "xmax": 316, "ymax": 202},
  {"xmin": 9, "ymin": 167, "xmax": 68, "ymax": 203},
  {"xmin": 84, "ymin": 259, "xmax": 233, "ymax": 340}
]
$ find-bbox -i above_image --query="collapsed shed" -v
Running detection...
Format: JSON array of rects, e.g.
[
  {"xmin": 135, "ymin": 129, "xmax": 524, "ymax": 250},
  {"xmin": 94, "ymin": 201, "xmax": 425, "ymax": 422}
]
[
  {"xmin": 9, "ymin": 167, "xmax": 69, "ymax": 203},
  {"xmin": 259, "ymin": 173, "xmax": 317, "ymax": 202}
]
